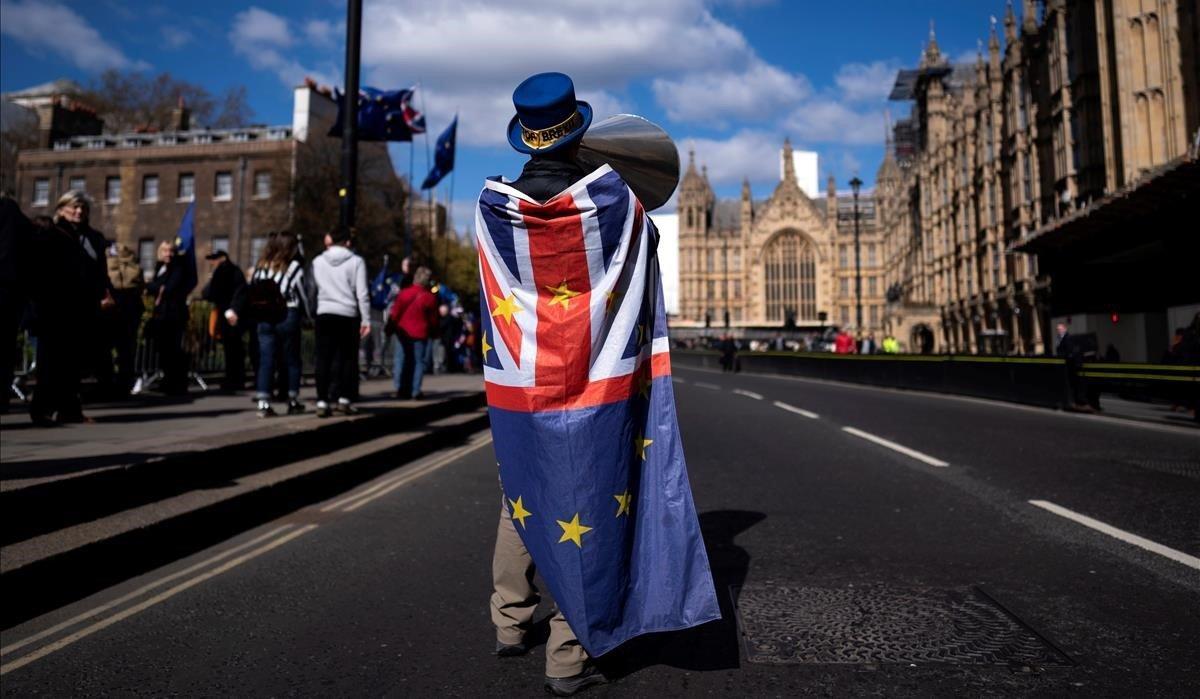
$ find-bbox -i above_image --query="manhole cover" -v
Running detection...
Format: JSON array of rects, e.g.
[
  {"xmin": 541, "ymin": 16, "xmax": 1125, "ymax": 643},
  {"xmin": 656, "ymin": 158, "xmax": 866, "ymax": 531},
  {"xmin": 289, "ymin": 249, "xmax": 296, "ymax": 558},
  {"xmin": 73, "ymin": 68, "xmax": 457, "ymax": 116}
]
[
  {"xmin": 1126, "ymin": 460, "xmax": 1200, "ymax": 480},
  {"xmin": 733, "ymin": 584, "xmax": 1071, "ymax": 666}
]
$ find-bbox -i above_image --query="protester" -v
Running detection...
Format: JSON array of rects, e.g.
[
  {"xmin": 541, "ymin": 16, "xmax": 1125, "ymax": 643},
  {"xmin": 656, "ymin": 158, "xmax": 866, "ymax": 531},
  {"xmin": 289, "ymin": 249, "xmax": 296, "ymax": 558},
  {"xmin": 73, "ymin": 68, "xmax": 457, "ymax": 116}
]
[
  {"xmin": 834, "ymin": 328, "xmax": 857, "ymax": 354},
  {"xmin": 26, "ymin": 192, "xmax": 106, "ymax": 423},
  {"xmin": 106, "ymin": 243, "xmax": 145, "ymax": 395},
  {"xmin": 146, "ymin": 240, "xmax": 191, "ymax": 395},
  {"xmin": 0, "ymin": 195, "xmax": 33, "ymax": 415},
  {"xmin": 881, "ymin": 334, "xmax": 901, "ymax": 354},
  {"xmin": 1054, "ymin": 321, "xmax": 1093, "ymax": 412},
  {"xmin": 246, "ymin": 234, "xmax": 307, "ymax": 417},
  {"xmin": 54, "ymin": 191, "xmax": 117, "ymax": 397},
  {"xmin": 311, "ymin": 225, "xmax": 370, "ymax": 417},
  {"xmin": 719, "ymin": 334, "xmax": 738, "ymax": 372},
  {"xmin": 860, "ymin": 332, "xmax": 878, "ymax": 354},
  {"xmin": 389, "ymin": 266, "xmax": 439, "ymax": 398},
  {"xmin": 201, "ymin": 249, "xmax": 247, "ymax": 393},
  {"xmin": 434, "ymin": 303, "xmax": 460, "ymax": 374}
]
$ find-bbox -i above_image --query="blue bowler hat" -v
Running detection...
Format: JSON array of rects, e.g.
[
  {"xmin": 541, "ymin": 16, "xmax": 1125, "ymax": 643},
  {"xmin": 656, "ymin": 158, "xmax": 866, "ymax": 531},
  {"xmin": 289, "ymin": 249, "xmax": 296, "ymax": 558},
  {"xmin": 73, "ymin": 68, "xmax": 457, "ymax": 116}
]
[{"xmin": 507, "ymin": 72, "xmax": 592, "ymax": 155}]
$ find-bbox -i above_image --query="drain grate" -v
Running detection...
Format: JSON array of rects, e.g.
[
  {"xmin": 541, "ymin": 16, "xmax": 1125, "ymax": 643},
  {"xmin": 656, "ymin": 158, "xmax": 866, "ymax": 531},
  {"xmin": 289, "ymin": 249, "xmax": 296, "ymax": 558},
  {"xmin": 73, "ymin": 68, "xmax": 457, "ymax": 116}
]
[
  {"xmin": 733, "ymin": 584, "xmax": 1071, "ymax": 666},
  {"xmin": 1126, "ymin": 460, "xmax": 1200, "ymax": 480}
]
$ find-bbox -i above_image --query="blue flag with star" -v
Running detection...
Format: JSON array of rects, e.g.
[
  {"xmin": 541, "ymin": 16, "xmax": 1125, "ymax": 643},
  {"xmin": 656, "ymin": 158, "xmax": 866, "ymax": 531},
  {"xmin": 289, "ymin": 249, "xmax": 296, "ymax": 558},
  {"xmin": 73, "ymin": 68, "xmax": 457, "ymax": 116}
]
[
  {"xmin": 421, "ymin": 116, "xmax": 456, "ymax": 190},
  {"xmin": 476, "ymin": 167, "xmax": 720, "ymax": 657}
]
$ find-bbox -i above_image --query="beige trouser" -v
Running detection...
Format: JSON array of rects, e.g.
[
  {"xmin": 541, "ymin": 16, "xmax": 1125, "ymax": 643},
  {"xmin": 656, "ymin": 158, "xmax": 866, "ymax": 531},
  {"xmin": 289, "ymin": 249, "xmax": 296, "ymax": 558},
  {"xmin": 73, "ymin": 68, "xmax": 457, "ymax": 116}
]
[{"xmin": 490, "ymin": 498, "xmax": 588, "ymax": 678}]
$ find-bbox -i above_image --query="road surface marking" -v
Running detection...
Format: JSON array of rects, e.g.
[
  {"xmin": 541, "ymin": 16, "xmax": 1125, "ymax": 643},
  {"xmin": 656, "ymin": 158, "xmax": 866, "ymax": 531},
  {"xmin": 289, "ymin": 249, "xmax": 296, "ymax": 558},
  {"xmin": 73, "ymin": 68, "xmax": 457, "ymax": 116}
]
[
  {"xmin": 342, "ymin": 434, "xmax": 494, "ymax": 512},
  {"xmin": 773, "ymin": 401, "xmax": 819, "ymax": 419},
  {"xmin": 0, "ymin": 524, "xmax": 296, "ymax": 658},
  {"xmin": 732, "ymin": 389, "xmax": 763, "ymax": 400},
  {"xmin": 671, "ymin": 377, "xmax": 687, "ymax": 384},
  {"xmin": 320, "ymin": 431, "xmax": 493, "ymax": 513},
  {"xmin": 694, "ymin": 382, "xmax": 721, "ymax": 390},
  {"xmin": 1029, "ymin": 500, "xmax": 1200, "ymax": 571},
  {"xmin": 841, "ymin": 426, "xmax": 950, "ymax": 467},
  {"xmin": 0, "ymin": 525, "xmax": 317, "ymax": 675}
]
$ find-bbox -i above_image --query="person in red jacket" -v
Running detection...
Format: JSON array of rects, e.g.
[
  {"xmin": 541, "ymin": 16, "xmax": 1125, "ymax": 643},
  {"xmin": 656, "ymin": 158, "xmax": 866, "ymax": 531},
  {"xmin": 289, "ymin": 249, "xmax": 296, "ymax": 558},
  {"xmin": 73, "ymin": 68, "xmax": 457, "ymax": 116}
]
[
  {"xmin": 833, "ymin": 329, "xmax": 858, "ymax": 354},
  {"xmin": 389, "ymin": 265, "xmax": 439, "ymax": 398}
]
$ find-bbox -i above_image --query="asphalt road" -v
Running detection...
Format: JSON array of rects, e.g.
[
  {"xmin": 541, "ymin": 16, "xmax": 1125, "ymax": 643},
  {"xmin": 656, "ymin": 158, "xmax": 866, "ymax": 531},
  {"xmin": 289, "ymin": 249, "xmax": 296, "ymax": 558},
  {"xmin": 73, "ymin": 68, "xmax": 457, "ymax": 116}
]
[{"xmin": 3, "ymin": 366, "xmax": 1198, "ymax": 696}]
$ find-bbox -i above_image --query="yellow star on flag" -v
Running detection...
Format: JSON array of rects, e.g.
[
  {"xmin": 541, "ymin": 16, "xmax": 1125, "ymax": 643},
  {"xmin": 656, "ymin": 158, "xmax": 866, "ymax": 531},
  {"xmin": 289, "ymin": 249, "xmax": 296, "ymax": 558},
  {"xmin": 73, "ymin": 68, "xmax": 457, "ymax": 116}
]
[
  {"xmin": 636, "ymin": 433, "xmax": 654, "ymax": 460},
  {"xmin": 556, "ymin": 513, "xmax": 593, "ymax": 548},
  {"xmin": 509, "ymin": 496, "xmax": 532, "ymax": 529},
  {"xmin": 605, "ymin": 290, "xmax": 621, "ymax": 312},
  {"xmin": 491, "ymin": 292, "xmax": 522, "ymax": 326},
  {"xmin": 481, "ymin": 331, "xmax": 493, "ymax": 360},
  {"xmin": 545, "ymin": 281, "xmax": 581, "ymax": 310},
  {"xmin": 614, "ymin": 491, "xmax": 632, "ymax": 517},
  {"xmin": 637, "ymin": 372, "xmax": 652, "ymax": 400}
]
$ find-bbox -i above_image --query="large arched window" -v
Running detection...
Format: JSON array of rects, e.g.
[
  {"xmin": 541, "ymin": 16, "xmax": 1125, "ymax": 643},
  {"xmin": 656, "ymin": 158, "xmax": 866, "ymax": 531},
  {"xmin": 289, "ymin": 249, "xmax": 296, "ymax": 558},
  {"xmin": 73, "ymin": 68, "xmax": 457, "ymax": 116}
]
[{"xmin": 764, "ymin": 231, "xmax": 817, "ymax": 322}]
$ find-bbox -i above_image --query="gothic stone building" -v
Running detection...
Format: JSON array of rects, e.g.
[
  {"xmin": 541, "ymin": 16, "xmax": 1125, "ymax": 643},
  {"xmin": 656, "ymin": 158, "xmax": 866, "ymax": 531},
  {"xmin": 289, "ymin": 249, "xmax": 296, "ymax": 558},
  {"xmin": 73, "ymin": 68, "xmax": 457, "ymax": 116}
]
[
  {"xmin": 676, "ymin": 140, "xmax": 887, "ymax": 335},
  {"xmin": 879, "ymin": 0, "xmax": 1199, "ymax": 355}
]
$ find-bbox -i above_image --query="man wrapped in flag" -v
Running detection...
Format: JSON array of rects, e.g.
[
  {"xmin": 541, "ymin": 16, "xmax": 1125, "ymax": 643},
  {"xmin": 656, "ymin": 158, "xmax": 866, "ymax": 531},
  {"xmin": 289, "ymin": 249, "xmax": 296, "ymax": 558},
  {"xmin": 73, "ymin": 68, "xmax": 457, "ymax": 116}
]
[{"xmin": 477, "ymin": 72, "xmax": 719, "ymax": 696}]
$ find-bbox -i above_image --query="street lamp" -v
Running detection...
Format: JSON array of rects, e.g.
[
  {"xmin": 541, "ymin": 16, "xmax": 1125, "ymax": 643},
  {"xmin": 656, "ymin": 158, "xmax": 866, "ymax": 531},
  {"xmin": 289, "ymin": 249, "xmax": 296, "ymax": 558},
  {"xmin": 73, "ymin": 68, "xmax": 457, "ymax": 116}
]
[{"xmin": 849, "ymin": 176, "xmax": 863, "ymax": 331}]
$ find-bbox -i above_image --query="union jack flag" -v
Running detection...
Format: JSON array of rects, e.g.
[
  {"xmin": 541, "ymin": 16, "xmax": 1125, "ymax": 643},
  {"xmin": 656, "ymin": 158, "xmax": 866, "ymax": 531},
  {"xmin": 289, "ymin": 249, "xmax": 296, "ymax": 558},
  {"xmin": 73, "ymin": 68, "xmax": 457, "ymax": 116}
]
[{"xmin": 475, "ymin": 164, "xmax": 720, "ymax": 656}]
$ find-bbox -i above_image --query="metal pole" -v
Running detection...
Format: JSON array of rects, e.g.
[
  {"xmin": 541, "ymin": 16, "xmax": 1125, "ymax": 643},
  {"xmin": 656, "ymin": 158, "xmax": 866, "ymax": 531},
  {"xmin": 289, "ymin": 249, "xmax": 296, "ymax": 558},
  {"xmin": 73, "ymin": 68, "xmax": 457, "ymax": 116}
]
[
  {"xmin": 853, "ymin": 187, "xmax": 863, "ymax": 331},
  {"xmin": 339, "ymin": 0, "xmax": 362, "ymax": 228}
]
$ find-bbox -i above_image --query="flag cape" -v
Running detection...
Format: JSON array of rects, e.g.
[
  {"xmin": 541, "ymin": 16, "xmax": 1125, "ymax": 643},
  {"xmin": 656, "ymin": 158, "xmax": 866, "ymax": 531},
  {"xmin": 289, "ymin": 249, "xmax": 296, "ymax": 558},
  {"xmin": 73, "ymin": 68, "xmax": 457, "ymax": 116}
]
[{"xmin": 475, "ymin": 165, "xmax": 720, "ymax": 656}]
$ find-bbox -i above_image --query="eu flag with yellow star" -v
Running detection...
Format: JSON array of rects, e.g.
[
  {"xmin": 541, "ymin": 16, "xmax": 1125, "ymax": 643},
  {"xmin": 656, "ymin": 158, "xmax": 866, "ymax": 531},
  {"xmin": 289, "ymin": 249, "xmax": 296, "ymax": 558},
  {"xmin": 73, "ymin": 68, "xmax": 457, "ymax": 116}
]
[{"xmin": 474, "ymin": 165, "xmax": 720, "ymax": 656}]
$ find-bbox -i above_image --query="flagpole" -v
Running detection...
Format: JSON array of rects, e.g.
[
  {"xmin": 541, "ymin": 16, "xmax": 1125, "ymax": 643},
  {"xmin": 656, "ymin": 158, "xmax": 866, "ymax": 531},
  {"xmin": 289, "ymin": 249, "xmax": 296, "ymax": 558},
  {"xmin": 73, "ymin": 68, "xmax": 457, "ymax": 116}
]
[
  {"xmin": 406, "ymin": 141, "xmax": 414, "ymax": 259},
  {"xmin": 339, "ymin": 0, "xmax": 362, "ymax": 228},
  {"xmin": 418, "ymin": 86, "xmax": 436, "ymax": 254}
]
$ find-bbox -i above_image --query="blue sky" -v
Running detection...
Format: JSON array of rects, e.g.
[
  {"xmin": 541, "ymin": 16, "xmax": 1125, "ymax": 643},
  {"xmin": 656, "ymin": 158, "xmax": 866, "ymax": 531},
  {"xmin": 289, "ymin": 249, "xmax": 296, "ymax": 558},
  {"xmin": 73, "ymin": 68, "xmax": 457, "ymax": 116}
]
[{"xmin": 2, "ymin": 0, "xmax": 1019, "ymax": 229}]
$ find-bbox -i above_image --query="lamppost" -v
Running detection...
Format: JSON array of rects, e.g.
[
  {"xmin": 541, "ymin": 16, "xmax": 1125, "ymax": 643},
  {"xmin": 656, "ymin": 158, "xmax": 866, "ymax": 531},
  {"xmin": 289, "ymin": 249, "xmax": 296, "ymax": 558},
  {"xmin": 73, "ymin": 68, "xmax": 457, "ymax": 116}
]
[
  {"xmin": 850, "ymin": 176, "xmax": 864, "ymax": 331},
  {"xmin": 339, "ymin": 0, "xmax": 363, "ymax": 228},
  {"xmin": 722, "ymin": 235, "xmax": 730, "ymax": 328}
]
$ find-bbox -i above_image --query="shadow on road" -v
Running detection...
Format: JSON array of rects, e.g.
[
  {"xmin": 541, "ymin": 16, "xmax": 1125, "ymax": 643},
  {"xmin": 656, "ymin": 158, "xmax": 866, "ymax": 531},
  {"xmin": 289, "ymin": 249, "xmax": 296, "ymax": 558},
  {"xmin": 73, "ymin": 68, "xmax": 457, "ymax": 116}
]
[{"xmin": 600, "ymin": 509, "xmax": 764, "ymax": 676}]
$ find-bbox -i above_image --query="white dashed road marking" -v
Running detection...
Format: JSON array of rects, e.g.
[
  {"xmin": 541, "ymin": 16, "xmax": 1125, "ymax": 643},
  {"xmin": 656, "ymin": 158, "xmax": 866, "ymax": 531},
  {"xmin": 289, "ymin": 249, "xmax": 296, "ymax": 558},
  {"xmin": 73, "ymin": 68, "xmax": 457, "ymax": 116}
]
[
  {"xmin": 773, "ymin": 401, "xmax": 819, "ymax": 419},
  {"xmin": 1029, "ymin": 500, "xmax": 1200, "ymax": 571},
  {"xmin": 694, "ymin": 382, "xmax": 721, "ymax": 391},
  {"xmin": 732, "ymin": 389, "xmax": 763, "ymax": 400},
  {"xmin": 841, "ymin": 426, "xmax": 950, "ymax": 467}
]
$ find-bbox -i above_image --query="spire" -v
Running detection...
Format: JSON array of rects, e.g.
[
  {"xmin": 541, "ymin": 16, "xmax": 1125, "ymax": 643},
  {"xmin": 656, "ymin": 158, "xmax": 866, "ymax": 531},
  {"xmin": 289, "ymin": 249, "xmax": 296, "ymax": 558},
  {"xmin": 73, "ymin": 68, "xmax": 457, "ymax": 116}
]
[
  {"xmin": 741, "ymin": 177, "xmax": 751, "ymax": 200},
  {"xmin": 1004, "ymin": 1, "xmax": 1017, "ymax": 43},
  {"xmin": 685, "ymin": 145, "xmax": 697, "ymax": 175},
  {"xmin": 781, "ymin": 137, "xmax": 795, "ymax": 183},
  {"xmin": 1022, "ymin": 0, "xmax": 1038, "ymax": 33},
  {"xmin": 920, "ymin": 19, "xmax": 943, "ymax": 67},
  {"xmin": 884, "ymin": 108, "xmax": 893, "ymax": 148},
  {"xmin": 826, "ymin": 173, "xmax": 836, "ymax": 199},
  {"xmin": 989, "ymin": 15, "xmax": 1001, "ymax": 53}
]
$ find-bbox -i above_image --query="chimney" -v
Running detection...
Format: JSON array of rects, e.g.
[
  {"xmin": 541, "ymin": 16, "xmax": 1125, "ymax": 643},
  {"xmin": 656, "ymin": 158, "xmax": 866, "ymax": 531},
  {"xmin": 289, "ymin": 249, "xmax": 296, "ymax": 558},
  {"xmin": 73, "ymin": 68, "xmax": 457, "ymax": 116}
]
[{"xmin": 170, "ymin": 96, "xmax": 191, "ymax": 132}]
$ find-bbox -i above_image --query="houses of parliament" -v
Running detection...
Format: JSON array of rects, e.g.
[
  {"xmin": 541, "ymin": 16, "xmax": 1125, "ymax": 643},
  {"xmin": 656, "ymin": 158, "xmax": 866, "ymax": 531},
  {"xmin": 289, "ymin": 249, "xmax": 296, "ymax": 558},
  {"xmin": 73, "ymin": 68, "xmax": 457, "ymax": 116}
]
[{"xmin": 676, "ymin": 0, "xmax": 1198, "ymax": 355}]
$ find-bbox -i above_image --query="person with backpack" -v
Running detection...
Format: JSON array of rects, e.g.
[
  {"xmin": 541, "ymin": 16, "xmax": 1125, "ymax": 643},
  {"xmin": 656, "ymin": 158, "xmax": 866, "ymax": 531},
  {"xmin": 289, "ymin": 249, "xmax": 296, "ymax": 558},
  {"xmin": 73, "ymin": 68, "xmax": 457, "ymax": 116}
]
[
  {"xmin": 248, "ymin": 232, "xmax": 306, "ymax": 417},
  {"xmin": 311, "ymin": 225, "xmax": 370, "ymax": 417}
]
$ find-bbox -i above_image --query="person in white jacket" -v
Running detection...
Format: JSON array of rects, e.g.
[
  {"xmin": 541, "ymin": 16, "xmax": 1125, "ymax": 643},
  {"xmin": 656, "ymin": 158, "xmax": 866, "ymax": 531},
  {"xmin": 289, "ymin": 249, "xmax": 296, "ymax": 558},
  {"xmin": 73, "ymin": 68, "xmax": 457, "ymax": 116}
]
[{"xmin": 311, "ymin": 225, "xmax": 371, "ymax": 417}]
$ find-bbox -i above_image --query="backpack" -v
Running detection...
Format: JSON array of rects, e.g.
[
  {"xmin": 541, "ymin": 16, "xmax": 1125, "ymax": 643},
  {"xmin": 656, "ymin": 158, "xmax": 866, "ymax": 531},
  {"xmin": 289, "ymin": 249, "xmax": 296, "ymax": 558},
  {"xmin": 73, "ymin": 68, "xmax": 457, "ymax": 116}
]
[{"xmin": 245, "ymin": 275, "xmax": 287, "ymax": 324}]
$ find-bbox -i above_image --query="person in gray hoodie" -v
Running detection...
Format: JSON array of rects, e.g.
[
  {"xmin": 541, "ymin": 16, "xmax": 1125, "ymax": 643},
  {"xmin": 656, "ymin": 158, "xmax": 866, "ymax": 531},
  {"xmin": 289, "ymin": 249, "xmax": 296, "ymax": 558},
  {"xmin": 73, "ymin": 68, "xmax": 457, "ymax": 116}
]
[{"xmin": 311, "ymin": 225, "xmax": 370, "ymax": 417}]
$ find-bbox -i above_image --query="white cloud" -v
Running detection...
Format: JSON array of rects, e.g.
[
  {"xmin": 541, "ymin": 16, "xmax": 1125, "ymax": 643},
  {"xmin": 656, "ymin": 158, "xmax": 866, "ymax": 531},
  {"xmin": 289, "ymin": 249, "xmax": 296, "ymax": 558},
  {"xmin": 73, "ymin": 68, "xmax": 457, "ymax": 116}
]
[
  {"xmin": 229, "ymin": 7, "xmax": 336, "ymax": 88},
  {"xmin": 834, "ymin": 60, "xmax": 899, "ymax": 103},
  {"xmin": 652, "ymin": 60, "xmax": 810, "ymax": 125},
  {"xmin": 304, "ymin": 19, "xmax": 337, "ymax": 46},
  {"xmin": 0, "ymin": 0, "xmax": 149, "ymax": 72},
  {"xmin": 680, "ymin": 130, "xmax": 784, "ymax": 186},
  {"xmin": 160, "ymin": 25, "xmax": 193, "ymax": 49},
  {"xmin": 786, "ymin": 98, "xmax": 884, "ymax": 146}
]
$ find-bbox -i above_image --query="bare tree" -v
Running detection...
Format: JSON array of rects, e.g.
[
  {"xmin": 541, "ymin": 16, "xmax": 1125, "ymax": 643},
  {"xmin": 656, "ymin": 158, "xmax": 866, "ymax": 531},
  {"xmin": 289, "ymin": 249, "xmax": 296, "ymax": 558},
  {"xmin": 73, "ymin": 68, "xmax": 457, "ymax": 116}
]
[{"xmin": 81, "ymin": 70, "xmax": 253, "ymax": 133}]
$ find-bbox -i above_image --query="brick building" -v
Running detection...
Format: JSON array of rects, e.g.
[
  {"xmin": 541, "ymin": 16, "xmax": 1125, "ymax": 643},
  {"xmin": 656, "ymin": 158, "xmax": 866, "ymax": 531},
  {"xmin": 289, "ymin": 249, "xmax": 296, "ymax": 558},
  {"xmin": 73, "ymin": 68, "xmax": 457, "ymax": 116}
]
[{"xmin": 13, "ymin": 83, "xmax": 416, "ymax": 279}]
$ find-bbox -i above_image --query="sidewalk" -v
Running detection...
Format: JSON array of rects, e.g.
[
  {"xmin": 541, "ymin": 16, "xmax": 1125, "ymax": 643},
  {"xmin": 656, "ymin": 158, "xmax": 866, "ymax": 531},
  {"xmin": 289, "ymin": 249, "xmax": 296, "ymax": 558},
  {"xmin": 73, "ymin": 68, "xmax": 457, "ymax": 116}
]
[
  {"xmin": 1, "ymin": 373, "xmax": 488, "ymax": 627},
  {"xmin": 1, "ymin": 374, "xmax": 484, "ymax": 491}
]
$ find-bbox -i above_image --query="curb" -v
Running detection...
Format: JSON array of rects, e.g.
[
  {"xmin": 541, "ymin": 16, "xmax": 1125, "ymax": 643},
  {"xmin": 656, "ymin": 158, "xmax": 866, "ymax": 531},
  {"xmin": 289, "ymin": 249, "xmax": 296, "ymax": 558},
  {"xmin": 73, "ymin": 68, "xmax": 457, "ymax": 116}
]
[{"xmin": 1, "ymin": 395, "xmax": 489, "ymax": 630}]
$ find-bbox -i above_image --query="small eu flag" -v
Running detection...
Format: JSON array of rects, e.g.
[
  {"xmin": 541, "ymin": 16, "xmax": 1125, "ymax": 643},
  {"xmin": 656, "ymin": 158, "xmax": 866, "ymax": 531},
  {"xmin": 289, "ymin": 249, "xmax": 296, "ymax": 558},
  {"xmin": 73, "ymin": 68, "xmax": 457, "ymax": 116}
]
[
  {"xmin": 174, "ymin": 201, "xmax": 198, "ymax": 294},
  {"xmin": 421, "ymin": 117, "xmax": 457, "ymax": 190}
]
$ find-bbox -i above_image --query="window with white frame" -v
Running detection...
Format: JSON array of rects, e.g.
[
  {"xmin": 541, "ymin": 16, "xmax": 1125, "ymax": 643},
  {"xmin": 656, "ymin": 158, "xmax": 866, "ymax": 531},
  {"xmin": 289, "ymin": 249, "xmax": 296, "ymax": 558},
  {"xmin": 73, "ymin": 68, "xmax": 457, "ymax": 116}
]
[
  {"xmin": 32, "ymin": 179, "xmax": 49, "ymax": 206},
  {"xmin": 142, "ymin": 175, "xmax": 159, "ymax": 203},
  {"xmin": 253, "ymin": 171, "xmax": 271, "ymax": 199},
  {"xmin": 68, "ymin": 176, "xmax": 86, "ymax": 193},
  {"xmin": 211, "ymin": 236, "xmax": 230, "ymax": 254},
  {"xmin": 214, "ymin": 171, "xmax": 233, "ymax": 200},
  {"xmin": 105, "ymin": 176, "xmax": 121, "ymax": 204},
  {"xmin": 138, "ymin": 238, "xmax": 157, "ymax": 278},
  {"xmin": 178, "ymin": 173, "xmax": 195, "ymax": 201}
]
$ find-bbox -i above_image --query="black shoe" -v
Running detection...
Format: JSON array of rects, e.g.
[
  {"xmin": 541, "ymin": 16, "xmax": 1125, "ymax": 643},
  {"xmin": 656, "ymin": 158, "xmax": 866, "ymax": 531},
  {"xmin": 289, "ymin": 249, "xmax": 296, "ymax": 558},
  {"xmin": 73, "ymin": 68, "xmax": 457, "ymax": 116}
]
[
  {"xmin": 544, "ymin": 666, "xmax": 607, "ymax": 696},
  {"xmin": 315, "ymin": 402, "xmax": 332, "ymax": 418},
  {"xmin": 495, "ymin": 640, "xmax": 528, "ymax": 658},
  {"xmin": 335, "ymin": 401, "xmax": 358, "ymax": 415},
  {"xmin": 411, "ymin": 391, "xmax": 425, "ymax": 400},
  {"xmin": 256, "ymin": 401, "xmax": 276, "ymax": 418},
  {"xmin": 287, "ymin": 400, "xmax": 306, "ymax": 415},
  {"xmin": 29, "ymin": 412, "xmax": 58, "ymax": 427}
]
